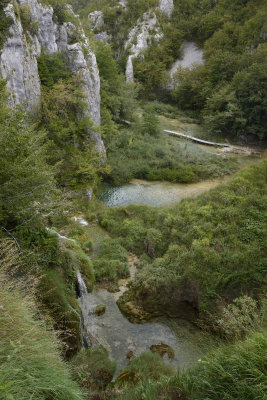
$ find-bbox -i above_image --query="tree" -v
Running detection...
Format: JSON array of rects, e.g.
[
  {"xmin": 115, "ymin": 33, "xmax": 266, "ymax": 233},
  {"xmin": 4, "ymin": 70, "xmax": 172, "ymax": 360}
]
[
  {"xmin": 0, "ymin": 80, "xmax": 56, "ymax": 229},
  {"xmin": 141, "ymin": 107, "xmax": 160, "ymax": 136}
]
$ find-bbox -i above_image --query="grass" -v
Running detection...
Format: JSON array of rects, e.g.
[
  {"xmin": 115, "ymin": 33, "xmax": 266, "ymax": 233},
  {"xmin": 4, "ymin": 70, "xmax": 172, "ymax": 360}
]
[
  {"xmin": 123, "ymin": 331, "xmax": 267, "ymax": 400},
  {"xmin": 104, "ymin": 119, "xmax": 237, "ymax": 186},
  {"xmin": 0, "ymin": 276, "xmax": 84, "ymax": 400},
  {"xmin": 116, "ymin": 352, "xmax": 174, "ymax": 390}
]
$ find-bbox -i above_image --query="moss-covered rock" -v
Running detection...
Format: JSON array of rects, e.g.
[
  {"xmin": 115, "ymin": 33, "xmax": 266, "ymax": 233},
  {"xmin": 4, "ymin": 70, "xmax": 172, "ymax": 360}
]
[{"xmin": 94, "ymin": 304, "xmax": 106, "ymax": 316}]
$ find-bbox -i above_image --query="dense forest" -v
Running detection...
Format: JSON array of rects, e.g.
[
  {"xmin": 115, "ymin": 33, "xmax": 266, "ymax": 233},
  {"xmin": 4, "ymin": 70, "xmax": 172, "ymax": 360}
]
[{"xmin": 0, "ymin": 0, "xmax": 266, "ymax": 399}]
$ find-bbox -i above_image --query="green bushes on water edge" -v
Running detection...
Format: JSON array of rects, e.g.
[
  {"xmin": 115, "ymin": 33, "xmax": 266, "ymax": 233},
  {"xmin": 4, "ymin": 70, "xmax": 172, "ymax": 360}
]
[
  {"xmin": 120, "ymin": 331, "xmax": 267, "ymax": 400},
  {"xmin": 98, "ymin": 160, "xmax": 267, "ymax": 320}
]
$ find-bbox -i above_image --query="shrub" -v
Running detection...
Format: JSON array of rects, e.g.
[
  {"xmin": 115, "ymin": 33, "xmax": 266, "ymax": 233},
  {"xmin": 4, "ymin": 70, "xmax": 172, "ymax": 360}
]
[
  {"xmin": 215, "ymin": 295, "xmax": 262, "ymax": 340},
  {"xmin": 116, "ymin": 352, "xmax": 174, "ymax": 389},
  {"xmin": 72, "ymin": 346, "xmax": 116, "ymax": 390}
]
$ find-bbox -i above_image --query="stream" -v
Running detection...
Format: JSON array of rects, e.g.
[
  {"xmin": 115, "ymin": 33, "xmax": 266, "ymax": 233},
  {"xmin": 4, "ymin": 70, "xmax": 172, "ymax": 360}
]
[
  {"xmin": 77, "ymin": 265, "xmax": 209, "ymax": 375},
  {"xmin": 74, "ymin": 149, "xmax": 263, "ymax": 374},
  {"xmin": 75, "ymin": 219, "xmax": 215, "ymax": 375}
]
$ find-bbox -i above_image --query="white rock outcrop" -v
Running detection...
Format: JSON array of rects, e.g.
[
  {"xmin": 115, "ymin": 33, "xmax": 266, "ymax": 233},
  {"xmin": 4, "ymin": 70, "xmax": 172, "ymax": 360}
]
[
  {"xmin": 125, "ymin": 12, "xmax": 163, "ymax": 82},
  {"xmin": 0, "ymin": 0, "xmax": 105, "ymax": 155},
  {"xmin": 0, "ymin": 3, "xmax": 41, "ymax": 109},
  {"xmin": 88, "ymin": 11, "xmax": 104, "ymax": 30},
  {"xmin": 168, "ymin": 41, "xmax": 204, "ymax": 89},
  {"xmin": 158, "ymin": 0, "xmax": 173, "ymax": 18}
]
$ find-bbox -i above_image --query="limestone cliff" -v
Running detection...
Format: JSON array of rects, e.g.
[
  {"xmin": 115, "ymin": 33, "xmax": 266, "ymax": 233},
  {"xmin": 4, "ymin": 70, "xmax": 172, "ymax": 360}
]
[
  {"xmin": 125, "ymin": 12, "xmax": 163, "ymax": 83},
  {"xmin": 124, "ymin": 1, "xmax": 173, "ymax": 82},
  {"xmin": 0, "ymin": 0, "xmax": 105, "ymax": 155}
]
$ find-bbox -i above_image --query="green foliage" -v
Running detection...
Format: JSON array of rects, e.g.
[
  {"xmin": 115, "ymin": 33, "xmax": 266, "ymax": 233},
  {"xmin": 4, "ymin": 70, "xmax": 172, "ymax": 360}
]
[
  {"xmin": 19, "ymin": 3, "xmax": 39, "ymax": 36},
  {"xmin": 40, "ymin": 0, "xmax": 77, "ymax": 25},
  {"xmin": 141, "ymin": 106, "xmax": 160, "ymax": 136},
  {"xmin": 116, "ymin": 352, "xmax": 174, "ymax": 397},
  {"xmin": 134, "ymin": 26, "xmax": 183, "ymax": 97},
  {"xmin": 38, "ymin": 51, "xmax": 73, "ymax": 88},
  {"xmin": 0, "ymin": 80, "xmax": 56, "ymax": 230},
  {"xmin": 170, "ymin": 0, "xmax": 267, "ymax": 140},
  {"xmin": 0, "ymin": 279, "xmax": 83, "ymax": 400},
  {"xmin": 123, "ymin": 332, "xmax": 267, "ymax": 400},
  {"xmin": 104, "ymin": 110, "xmax": 236, "ymax": 185},
  {"xmin": 98, "ymin": 161, "xmax": 267, "ymax": 320},
  {"xmin": 215, "ymin": 296, "xmax": 262, "ymax": 340},
  {"xmin": 183, "ymin": 332, "xmax": 267, "ymax": 400},
  {"xmin": 0, "ymin": 1, "xmax": 12, "ymax": 49},
  {"xmin": 92, "ymin": 238, "xmax": 129, "ymax": 286},
  {"xmin": 39, "ymin": 75, "xmax": 103, "ymax": 188},
  {"xmin": 204, "ymin": 49, "xmax": 267, "ymax": 139},
  {"xmin": 72, "ymin": 346, "xmax": 116, "ymax": 390},
  {"xmin": 95, "ymin": 41, "xmax": 138, "ymax": 138}
]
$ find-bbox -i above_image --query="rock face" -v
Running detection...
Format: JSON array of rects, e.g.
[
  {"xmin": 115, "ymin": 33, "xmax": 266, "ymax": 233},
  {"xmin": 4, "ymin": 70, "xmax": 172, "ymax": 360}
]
[
  {"xmin": 168, "ymin": 41, "xmax": 204, "ymax": 89},
  {"xmin": 158, "ymin": 0, "xmax": 173, "ymax": 18},
  {"xmin": 0, "ymin": 0, "xmax": 105, "ymax": 155},
  {"xmin": 89, "ymin": 10, "xmax": 104, "ymax": 30},
  {"xmin": 88, "ymin": 10, "xmax": 111, "ymax": 43},
  {"xmin": 125, "ymin": 12, "xmax": 163, "ymax": 82},
  {"xmin": 0, "ymin": 3, "xmax": 41, "ymax": 109}
]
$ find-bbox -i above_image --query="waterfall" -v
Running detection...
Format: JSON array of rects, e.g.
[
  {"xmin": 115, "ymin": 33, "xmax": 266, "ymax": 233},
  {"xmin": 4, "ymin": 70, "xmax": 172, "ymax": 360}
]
[
  {"xmin": 76, "ymin": 270, "xmax": 106, "ymax": 348},
  {"xmin": 45, "ymin": 228, "xmax": 76, "ymax": 243},
  {"xmin": 68, "ymin": 303, "xmax": 88, "ymax": 349}
]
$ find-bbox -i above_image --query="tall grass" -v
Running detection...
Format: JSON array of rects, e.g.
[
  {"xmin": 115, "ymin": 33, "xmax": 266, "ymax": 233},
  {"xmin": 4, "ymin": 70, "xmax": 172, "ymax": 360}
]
[
  {"xmin": 0, "ymin": 240, "xmax": 84, "ymax": 400},
  {"xmin": 121, "ymin": 331, "xmax": 267, "ymax": 400}
]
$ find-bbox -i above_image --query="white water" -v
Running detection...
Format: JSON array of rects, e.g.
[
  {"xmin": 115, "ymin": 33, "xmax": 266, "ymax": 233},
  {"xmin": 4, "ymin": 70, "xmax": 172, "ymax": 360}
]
[
  {"xmin": 72, "ymin": 217, "xmax": 89, "ymax": 226},
  {"xmin": 45, "ymin": 227, "xmax": 76, "ymax": 243}
]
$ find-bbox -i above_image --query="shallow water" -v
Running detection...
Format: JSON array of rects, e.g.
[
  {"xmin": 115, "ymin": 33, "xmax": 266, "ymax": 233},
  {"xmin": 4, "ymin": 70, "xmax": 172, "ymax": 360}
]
[
  {"xmin": 77, "ymin": 269, "xmax": 205, "ymax": 374},
  {"xmin": 99, "ymin": 178, "xmax": 223, "ymax": 207}
]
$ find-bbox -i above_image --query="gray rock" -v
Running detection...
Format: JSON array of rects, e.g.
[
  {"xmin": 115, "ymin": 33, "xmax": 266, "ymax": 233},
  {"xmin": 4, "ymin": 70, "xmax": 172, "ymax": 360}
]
[
  {"xmin": 125, "ymin": 12, "xmax": 163, "ymax": 82},
  {"xmin": 158, "ymin": 0, "xmax": 174, "ymax": 18},
  {"xmin": 0, "ymin": 0, "xmax": 105, "ymax": 156},
  {"xmin": 0, "ymin": 3, "xmax": 41, "ymax": 109},
  {"xmin": 89, "ymin": 11, "xmax": 104, "ymax": 30}
]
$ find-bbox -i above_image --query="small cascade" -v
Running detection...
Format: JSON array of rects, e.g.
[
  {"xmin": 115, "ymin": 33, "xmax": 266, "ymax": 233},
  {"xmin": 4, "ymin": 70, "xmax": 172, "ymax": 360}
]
[
  {"xmin": 73, "ymin": 217, "xmax": 89, "ymax": 226},
  {"xmin": 46, "ymin": 228, "xmax": 76, "ymax": 243},
  {"xmin": 76, "ymin": 270, "xmax": 109, "ymax": 349},
  {"xmin": 74, "ymin": 268, "xmax": 202, "ymax": 373},
  {"xmin": 68, "ymin": 303, "xmax": 87, "ymax": 349}
]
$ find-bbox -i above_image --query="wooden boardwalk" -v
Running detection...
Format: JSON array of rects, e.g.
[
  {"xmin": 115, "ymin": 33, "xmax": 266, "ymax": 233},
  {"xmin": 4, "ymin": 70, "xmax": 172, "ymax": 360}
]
[{"xmin": 164, "ymin": 130, "xmax": 230, "ymax": 147}]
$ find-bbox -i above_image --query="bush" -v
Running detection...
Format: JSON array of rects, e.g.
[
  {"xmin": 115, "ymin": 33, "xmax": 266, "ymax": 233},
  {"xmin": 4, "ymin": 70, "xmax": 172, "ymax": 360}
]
[
  {"xmin": 38, "ymin": 51, "xmax": 73, "ymax": 88},
  {"xmin": 215, "ymin": 295, "xmax": 262, "ymax": 340},
  {"xmin": 72, "ymin": 346, "xmax": 116, "ymax": 390},
  {"xmin": 116, "ymin": 352, "xmax": 174, "ymax": 389}
]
